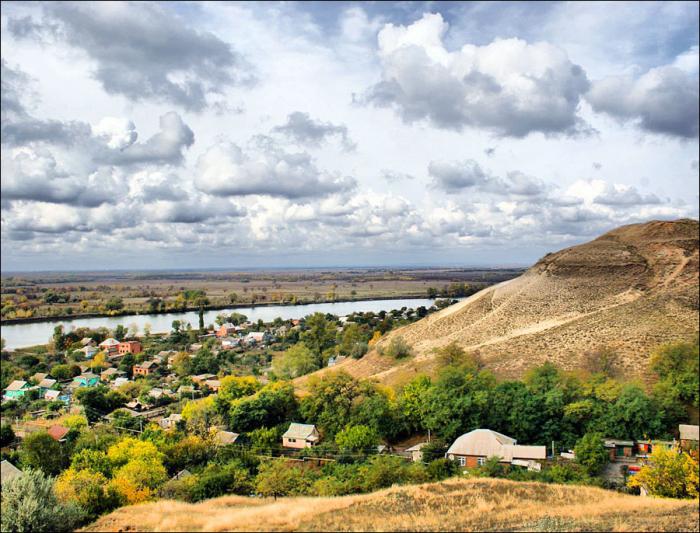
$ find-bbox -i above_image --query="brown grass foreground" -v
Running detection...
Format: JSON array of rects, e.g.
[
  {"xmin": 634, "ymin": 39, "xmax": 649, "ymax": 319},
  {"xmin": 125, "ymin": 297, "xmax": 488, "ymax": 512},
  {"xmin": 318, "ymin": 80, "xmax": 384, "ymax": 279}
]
[{"xmin": 84, "ymin": 477, "xmax": 699, "ymax": 532}]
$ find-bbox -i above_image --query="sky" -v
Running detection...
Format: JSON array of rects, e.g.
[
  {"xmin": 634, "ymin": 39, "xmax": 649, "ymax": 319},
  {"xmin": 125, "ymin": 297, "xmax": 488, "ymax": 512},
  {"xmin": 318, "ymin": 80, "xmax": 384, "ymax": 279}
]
[{"xmin": 1, "ymin": 1, "xmax": 698, "ymax": 271}]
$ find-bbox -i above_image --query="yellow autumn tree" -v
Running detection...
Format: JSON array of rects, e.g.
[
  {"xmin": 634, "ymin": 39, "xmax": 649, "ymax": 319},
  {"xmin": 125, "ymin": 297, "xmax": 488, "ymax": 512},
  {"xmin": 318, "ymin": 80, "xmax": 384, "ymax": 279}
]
[
  {"xmin": 628, "ymin": 446, "xmax": 699, "ymax": 498},
  {"xmin": 107, "ymin": 437, "xmax": 163, "ymax": 467},
  {"xmin": 109, "ymin": 458, "xmax": 167, "ymax": 504},
  {"xmin": 55, "ymin": 468, "xmax": 119, "ymax": 518},
  {"xmin": 368, "ymin": 331, "xmax": 382, "ymax": 348}
]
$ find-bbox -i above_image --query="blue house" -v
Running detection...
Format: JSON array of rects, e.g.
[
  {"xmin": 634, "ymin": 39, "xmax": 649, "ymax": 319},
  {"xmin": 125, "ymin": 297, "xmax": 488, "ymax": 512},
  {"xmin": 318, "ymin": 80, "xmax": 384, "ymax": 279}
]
[{"xmin": 73, "ymin": 373, "xmax": 100, "ymax": 388}]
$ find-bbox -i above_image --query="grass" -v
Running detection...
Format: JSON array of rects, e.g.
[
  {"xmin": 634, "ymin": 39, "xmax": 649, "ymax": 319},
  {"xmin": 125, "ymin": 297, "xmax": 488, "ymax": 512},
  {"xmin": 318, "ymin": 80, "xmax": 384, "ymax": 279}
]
[{"xmin": 84, "ymin": 477, "xmax": 699, "ymax": 532}]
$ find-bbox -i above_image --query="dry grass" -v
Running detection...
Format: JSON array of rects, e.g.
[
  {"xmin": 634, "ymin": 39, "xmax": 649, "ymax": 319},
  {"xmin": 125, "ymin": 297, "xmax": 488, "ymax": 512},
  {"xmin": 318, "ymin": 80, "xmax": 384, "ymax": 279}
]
[
  {"xmin": 298, "ymin": 219, "xmax": 699, "ymax": 388},
  {"xmin": 85, "ymin": 477, "xmax": 699, "ymax": 532}
]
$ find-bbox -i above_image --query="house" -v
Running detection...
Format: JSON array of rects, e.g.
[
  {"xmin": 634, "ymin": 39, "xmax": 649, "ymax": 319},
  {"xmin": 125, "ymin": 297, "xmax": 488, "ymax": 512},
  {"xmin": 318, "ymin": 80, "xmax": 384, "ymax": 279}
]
[
  {"xmin": 126, "ymin": 399, "xmax": 146, "ymax": 411},
  {"xmin": 216, "ymin": 323, "xmax": 238, "ymax": 338},
  {"xmin": 213, "ymin": 430, "xmax": 240, "ymax": 446},
  {"xmin": 148, "ymin": 388, "xmax": 165, "ymax": 400},
  {"xmin": 73, "ymin": 373, "xmax": 100, "ymax": 388},
  {"xmin": 3, "ymin": 380, "xmax": 30, "ymax": 400},
  {"xmin": 192, "ymin": 374, "xmax": 216, "ymax": 385},
  {"xmin": 172, "ymin": 469, "xmax": 192, "ymax": 480},
  {"xmin": 133, "ymin": 360, "xmax": 158, "ymax": 376},
  {"xmin": 189, "ymin": 343, "xmax": 203, "ymax": 352},
  {"xmin": 220, "ymin": 337, "xmax": 241, "ymax": 349},
  {"xmin": 80, "ymin": 337, "xmax": 96, "ymax": 347},
  {"xmin": 99, "ymin": 338, "xmax": 120, "ymax": 354},
  {"xmin": 204, "ymin": 379, "xmax": 221, "ymax": 392},
  {"xmin": 111, "ymin": 377, "xmax": 130, "ymax": 390},
  {"xmin": 604, "ymin": 439, "xmax": 635, "ymax": 461},
  {"xmin": 679, "ymin": 424, "xmax": 699, "ymax": 453},
  {"xmin": 101, "ymin": 368, "xmax": 125, "ymax": 381},
  {"xmin": 118, "ymin": 340, "xmax": 142, "ymax": 355},
  {"xmin": 1, "ymin": 460, "xmax": 23, "ymax": 484},
  {"xmin": 404, "ymin": 442, "xmax": 429, "ymax": 462},
  {"xmin": 244, "ymin": 331, "xmax": 270, "ymax": 345},
  {"xmin": 36, "ymin": 378, "xmax": 57, "ymax": 392},
  {"xmin": 159, "ymin": 413, "xmax": 183, "ymax": 430},
  {"xmin": 327, "ymin": 356, "xmax": 347, "ymax": 367},
  {"xmin": 282, "ymin": 423, "xmax": 320, "ymax": 449},
  {"xmin": 47, "ymin": 425, "xmax": 70, "ymax": 442},
  {"xmin": 446, "ymin": 429, "xmax": 547, "ymax": 468},
  {"xmin": 30, "ymin": 372, "xmax": 48, "ymax": 383},
  {"xmin": 77, "ymin": 345, "xmax": 99, "ymax": 359}
]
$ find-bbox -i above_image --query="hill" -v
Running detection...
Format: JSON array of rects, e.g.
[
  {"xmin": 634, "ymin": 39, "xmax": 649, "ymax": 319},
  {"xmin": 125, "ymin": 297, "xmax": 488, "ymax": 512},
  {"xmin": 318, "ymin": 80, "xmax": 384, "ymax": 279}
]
[
  {"xmin": 85, "ymin": 477, "xmax": 698, "ymax": 532},
  {"xmin": 299, "ymin": 219, "xmax": 699, "ymax": 387}
]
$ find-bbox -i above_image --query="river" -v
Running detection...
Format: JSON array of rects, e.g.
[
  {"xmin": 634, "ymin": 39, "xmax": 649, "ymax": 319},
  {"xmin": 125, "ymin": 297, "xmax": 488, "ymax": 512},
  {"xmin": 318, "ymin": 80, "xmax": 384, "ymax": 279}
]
[{"xmin": 1, "ymin": 298, "xmax": 440, "ymax": 350}]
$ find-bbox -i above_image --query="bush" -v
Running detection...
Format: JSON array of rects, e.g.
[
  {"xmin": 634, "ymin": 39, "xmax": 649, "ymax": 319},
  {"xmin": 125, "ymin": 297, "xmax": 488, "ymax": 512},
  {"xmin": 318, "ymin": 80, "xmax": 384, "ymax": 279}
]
[
  {"xmin": 190, "ymin": 463, "xmax": 252, "ymax": 501},
  {"xmin": 1, "ymin": 469, "xmax": 86, "ymax": 532},
  {"xmin": 426, "ymin": 458, "xmax": 459, "ymax": 481},
  {"xmin": 574, "ymin": 433, "xmax": 608, "ymax": 476},
  {"xmin": 628, "ymin": 446, "xmax": 699, "ymax": 498},
  {"xmin": 384, "ymin": 336, "xmax": 413, "ymax": 359}
]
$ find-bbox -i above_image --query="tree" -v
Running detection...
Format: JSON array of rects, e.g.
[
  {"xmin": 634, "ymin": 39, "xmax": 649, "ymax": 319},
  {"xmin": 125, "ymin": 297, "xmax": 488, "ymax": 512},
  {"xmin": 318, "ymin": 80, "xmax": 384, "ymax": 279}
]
[
  {"xmin": 255, "ymin": 459, "xmax": 304, "ymax": 499},
  {"xmin": 110, "ymin": 458, "xmax": 167, "ymax": 504},
  {"xmin": 272, "ymin": 343, "xmax": 318, "ymax": 379},
  {"xmin": 399, "ymin": 375, "xmax": 432, "ymax": 433},
  {"xmin": 1, "ymin": 423, "xmax": 15, "ymax": 446},
  {"xmin": 75, "ymin": 386, "xmax": 126, "ymax": 422},
  {"xmin": 113, "ymin": 325, "xmax": 127, "ymax": 341},
  {"xmin": 90, "ymin": 352, "xmax": 107, "ymax": 372},
  {"xmin": 171, "ymin": 320, "xmax": 182, "ymax": 334},
  {"xmin": 335, "ymin": 425, "xmax": 379, "ymax": 453},
  {"xmin": 53, "ymin": 325, "xmax": 66, "ymax": 352},
  {"xmin": 574, "ymin": 433, "xmax": 608, "ymax": 476},
  {"xmin": 182, "ymin": 396, "xmax": 220, "ymax": 435},
  {"xmin": 338, "ymin": 323, "xmax": 365, "ymax": 357},
  {"xmin": 171, "ymin": 352, "xmax": 193, "ymax": 377},
  {"xmin": 50, "ymin": 363, "xmax": 80, "ymax": 380},
  {"xmin": 198, "ymin": 306, "xmax": 205, "ymax": 331},
  {"xmin": 107, "ymin": 437, "xmax": 164, "ymax": 467},
  {"xmin": 70, "ymin": 449, "xmax": 112, "ymax": 477},
  {"xmin": 300, "ymin": 313, "xmax": 337, "ymax": 366},
  {"xmin": 217, "ymin": 376, "xmax": 261, "ymax": 406},
  {"xmin": 55, "ymin": 468, "xmax": 119, "ymax": 521},
  {"xmin": 628, "ymin": 446, "xmax": 699, "ymax": 498},
  {"xmin": 229, "ymin": 382, "xmax": 298, "ymax": 433},
  {"xmin": 20, "ymin": 431, "xmax": 68, "ymax": 476},
  {"xmin": 1, "ymin": 469, "xmax": 85, "ymax": 532},
  {"xmin": 247, "ymin": 427, "xmax": 280, "ymax": 454},
  {"xmin": 229, "ymin": 292, "xmax": 239, "ymax": 303},
  {"xmin": 105, "ymin": 297, "xmax": 124, "ymax": 312}
]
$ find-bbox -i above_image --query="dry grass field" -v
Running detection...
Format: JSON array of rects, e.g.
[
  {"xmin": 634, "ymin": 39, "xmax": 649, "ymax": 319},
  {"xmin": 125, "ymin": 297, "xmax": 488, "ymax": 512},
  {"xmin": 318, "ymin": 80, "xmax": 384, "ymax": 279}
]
[
  {"xmin": 85, "ymin": 477, "xmax": 699, "ymax": 532},
  {"xmin": 298, "ymin": 219, "xmax": 699, "ymax": 388}
]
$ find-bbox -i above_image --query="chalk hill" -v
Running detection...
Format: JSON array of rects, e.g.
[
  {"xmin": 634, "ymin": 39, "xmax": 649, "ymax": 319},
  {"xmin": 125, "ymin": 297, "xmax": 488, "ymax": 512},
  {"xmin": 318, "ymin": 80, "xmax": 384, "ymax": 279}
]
[
  {"xmin": 305, "ymin": 219, "xmax": 699, "ymax": 386},
  {"xmin": 85, "ymin": 477, "xmax": 698, "ymax": 532}
]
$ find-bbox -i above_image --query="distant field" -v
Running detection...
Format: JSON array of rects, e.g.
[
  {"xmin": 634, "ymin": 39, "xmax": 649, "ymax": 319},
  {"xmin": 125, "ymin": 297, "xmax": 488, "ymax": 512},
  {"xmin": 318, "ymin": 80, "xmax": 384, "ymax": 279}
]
[
  {"xmin": 85, "ymin": 477, "xmax": 699, "ymax": 532},
  {"xmin": 1, "ymin": 268, "xmax": 522, "ymax": 322}
]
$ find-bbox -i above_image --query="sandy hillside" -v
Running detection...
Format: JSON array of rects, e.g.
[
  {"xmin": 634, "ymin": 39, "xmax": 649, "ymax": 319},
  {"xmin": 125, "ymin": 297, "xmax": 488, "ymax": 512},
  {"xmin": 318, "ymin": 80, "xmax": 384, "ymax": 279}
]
[
  {"xmin": 85, "ymin": 477, "xmax": 699, "ymax": 532},
  {"xmin": 299, "ymin": 219, "xmax": 699, "ymax": 387}
]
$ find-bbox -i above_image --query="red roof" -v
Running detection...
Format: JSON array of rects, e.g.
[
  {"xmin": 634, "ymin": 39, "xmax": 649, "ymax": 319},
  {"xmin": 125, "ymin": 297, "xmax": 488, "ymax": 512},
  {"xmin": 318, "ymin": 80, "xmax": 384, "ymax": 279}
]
[{"xmin": 47, "ymin": 425, "xmax": 70, "ymax": 441}]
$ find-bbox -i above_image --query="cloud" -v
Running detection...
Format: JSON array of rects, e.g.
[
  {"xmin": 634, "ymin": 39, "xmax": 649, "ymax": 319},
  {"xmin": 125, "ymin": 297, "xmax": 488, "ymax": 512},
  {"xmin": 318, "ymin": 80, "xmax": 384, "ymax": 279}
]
[
  {"xmin": 363, "ymin": 13, "xmax": 591, "ymax": 137},
  {"xmin": 273, "ymin": 111, "xmax": 355, "ymax": 150},
  {"xmin": 593, "ymin": 184, "xmax": 662, "ymax": 206},
  {"xmin": 98, "ymin": 112, "xmax": 194, "ymax": 166},
  {"xmin": 10, "ymin": 1, "xmax": 254, "ymax": 111},
  {"xmin": 194, "ymin": 140, "xmax": 356, "ymax": 199},
  {"xmin": 381, "ymin": 169, "xmax": 415, "ymax": 182},
  {"xmin": 428, "ymin": 159, "xmax": 547, "ymax": 197},
  {"xmin": 587, "ymin": 65, "xmax": 699, "ymax": 138}
]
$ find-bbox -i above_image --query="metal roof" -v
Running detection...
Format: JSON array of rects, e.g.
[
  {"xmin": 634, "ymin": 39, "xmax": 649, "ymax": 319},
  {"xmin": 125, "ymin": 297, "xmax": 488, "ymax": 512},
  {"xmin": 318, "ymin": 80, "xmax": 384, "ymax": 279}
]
[
  {"xmin": 283, "ymin": 422, "xmax": 319, "ymax": 440},
  {"xmin": 680, "ymin": 424, "xmax": 699, "ymax": 441}
]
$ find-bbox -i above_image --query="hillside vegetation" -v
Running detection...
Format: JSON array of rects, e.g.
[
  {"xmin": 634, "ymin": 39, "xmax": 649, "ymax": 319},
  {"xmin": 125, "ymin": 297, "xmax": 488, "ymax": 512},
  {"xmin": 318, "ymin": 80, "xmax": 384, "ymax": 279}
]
[
  {"xmin": 85, "ymin": 477, "xmax": 699, "ymax": 532},
  {"xmin": 306, "ymin": 219, "xmax": 699, "ymax": 386}
]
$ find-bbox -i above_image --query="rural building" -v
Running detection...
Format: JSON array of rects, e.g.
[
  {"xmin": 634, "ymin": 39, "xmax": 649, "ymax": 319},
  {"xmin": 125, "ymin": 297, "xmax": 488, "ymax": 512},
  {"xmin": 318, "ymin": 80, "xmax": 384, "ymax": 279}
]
[
  {"xmin": 213, "ymin": 430, "xmax": 240, "ymax": 446},
  {"xmin": 47, "ymin": 425, "xmax": 70, "ymax": 442},
  {"xmin": 35, "ymin": 378, "xmax": 57, "ymax": 393},
  {"xmin": 133, "ymin": 360, "xmax": 158, "ymax": 376},
  {"xmin": 159, "ymin": 413, "xmax": 183, "ymax": 430},
  {"xmin": 679, "ymin": 424, "xmax": 699, "ymax": 454},
  {"xmin": 99, "ymin": 338, "xmax": 120, "ymax": 354},
  {"xmin": 172, "ymin": 469, "xmax": 192, "ymax": 480},
  {"xmin": 204, "ymin": 379, "xmax": 221, "ymax": 392},
  {"xmin": 77, "ymin": 345, "xmax": 99, "ymax": 359},
  {"xmin": 446, "ymin": 429, "xmax": 547, "ymax": 468},
  {"xmin": 221, "ymin": 337, "xmax": 241, "ymax": 349},
  {"xmin": 216, "ymin": 323, "xmax": 238, "ymax": 337},
  {"xmin": 404, "ymin": 442, "xmax": 429, "ymax": 462},
  {"xmin": 111, "ymin": 377, "xmax": 130, "ymax": 389},
  {"xmin": 74, "ymin": 373, "xmax": 100, "ymax": 388},
  {"xmin": 118, "ymin": 340, "xmax": 142, "ymax": 355},
  {"xmin": 100, "ymin": 368, "xmax": 125, "ymax": 381},
  {"xmin": 3, "ymin": 380, "xmax": 30, "ymax": 400},
  {"xmin": 244, "ymin": 331, "xmax": 270, "ymax": 345},
  {"xmin": 30, "ymin": 372, "xmax": 48, "ymax": 383},
  {"xmin": 192, "ymin": 374, "xmax": 216, "ymax": 385},
  {"xmin": 80, "ymin": 337, "xmax": 97, "ymax": 347},
  {"xmin": 282, "ymin": 423, "xmax": 320, "ymax": 449},
  {"xmin": 1, "ymin": 460, "xmax": 23, "ymax": 484},
  {"xmin": 604, "ymin": 439, "xmax": 635, "ymax": 461}
]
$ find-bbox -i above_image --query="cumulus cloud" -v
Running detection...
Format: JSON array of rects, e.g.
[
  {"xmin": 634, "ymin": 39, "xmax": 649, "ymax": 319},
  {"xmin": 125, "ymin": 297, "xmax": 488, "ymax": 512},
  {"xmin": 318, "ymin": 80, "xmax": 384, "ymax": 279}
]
[
  {"xmin": 195, "ymin": 140, "xmax": 356, "ymax": 199},
  {"xmin": 9, "ymin": 1, "xmax": 254, "ymax": 111},
  {"xmin": 593, "ymin": 184, "xmax": 662, "ymax": 206},
  {"xmin": 381, "ymin": 169, "xmax": 415, "ymax": 182},
  {"xmin": 92, "ymin": 117, "xmax": 137, "ymax": 150},
  {"xmin": 587, "ymin": 65, "xmax": 699, "ymax": 138},
  {"xmin": 273, "ymin": 112, "xmax": 355, "ymax": 150},
  {"xmin": 429, "ymin": 159, "xmax": 547, "ymax": 197},
  {"xmin": 364, "ymin": 13, "xmax": 591, "ymax": 137}
]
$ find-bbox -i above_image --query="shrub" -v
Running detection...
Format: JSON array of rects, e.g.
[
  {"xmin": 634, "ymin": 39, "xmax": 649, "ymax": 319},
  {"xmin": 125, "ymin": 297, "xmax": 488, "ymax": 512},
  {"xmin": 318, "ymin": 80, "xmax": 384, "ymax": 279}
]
[
  {"xmin": 384, "ymin": 336, "xmax": 412, "ymax": 359},
  {"xmin": 190, "ymin": 463, "xmax": 252, "ymax": 502},
  {"xmin": 628, "ymin": 446, "xmax": 699, "ymax": 498},
  {"xmin": 1, "ymin": 469, "xmax": 85, "ymax": 532},
  {"xmin": 335, "ymin": 425, "xmax": 379, "ymax": 453},
  {"xmin": 574, "ymin": 433, "xmax": 609, "ymax": 476}
]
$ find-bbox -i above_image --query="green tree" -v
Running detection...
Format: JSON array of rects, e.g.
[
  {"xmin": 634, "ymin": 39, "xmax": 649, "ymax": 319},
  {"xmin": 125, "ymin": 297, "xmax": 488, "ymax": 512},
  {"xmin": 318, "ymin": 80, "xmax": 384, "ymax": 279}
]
[
  {"xmin": 20, "ymin": 432, "xmax": 69, "ymax": 476},
  {"xmin": 255, "ymin": 459, "xmax": 305, "ymax": 499},
  {"xmin": 383, "ymin": 336, "xmax": 412, "ymax": 359},
  {"xmin": 1, "ymin": 469, "xmax": 85, "ymax": 532},
  {"xmin": 272, "ymin": 343, "xmax": 318, "ymax": 379},
  {"xmin": 75, "ymin": 386, "xmax": 126, "ymax": 422},
  {"xmin": 574, "ymin": 433, "xmax": 608, "ymax": 476},
  {"xmin": 300, "ymin": 313, "xmax": 337, "ymax": 366},
  {"xmin": 113, "ymin": 325, "xmax": 127, "ymax": 342},
  {"xmin": 1, "ymin": 423, "xmax": 15, "ymax": 446},
  {"xmin": 53, "ymin": 325, "xmax": 66, "ymax": 352},
  {"xmin": 229, "ymin": 382, "xmax": 298, "ymax": 432},
  {"xmin": 335, "ymin": 424, "xmax": 379, "ymax": 453}
]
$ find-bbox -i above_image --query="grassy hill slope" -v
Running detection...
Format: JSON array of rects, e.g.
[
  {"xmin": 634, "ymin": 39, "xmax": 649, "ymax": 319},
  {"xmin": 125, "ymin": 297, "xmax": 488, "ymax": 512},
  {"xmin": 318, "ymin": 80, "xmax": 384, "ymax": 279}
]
[
  {"xmin": 299, "ymin": 219, "xmax": 699, "ymax": 388},
  {"xmin": 85, "ymin": 477, "xmax": 699, "ymax": 532}
]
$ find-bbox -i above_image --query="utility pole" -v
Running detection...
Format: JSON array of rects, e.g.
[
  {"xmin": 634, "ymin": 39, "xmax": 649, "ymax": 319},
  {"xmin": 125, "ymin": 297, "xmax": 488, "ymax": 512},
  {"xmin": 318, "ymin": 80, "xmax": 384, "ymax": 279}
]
[{"xmin": 551, "ymin": 440, "xmax": 555, "ymax": 458}]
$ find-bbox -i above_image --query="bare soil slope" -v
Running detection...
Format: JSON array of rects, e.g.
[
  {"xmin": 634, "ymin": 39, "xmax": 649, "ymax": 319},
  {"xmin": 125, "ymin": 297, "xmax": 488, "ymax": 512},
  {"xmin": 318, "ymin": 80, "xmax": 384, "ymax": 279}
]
[
  {"xmin": 85, "ymin": 477, "xmax": 699, "ymax": 532},
  {"xmin": 301, "ymin": 219, "xmax": 699, "ymax": 387}
]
